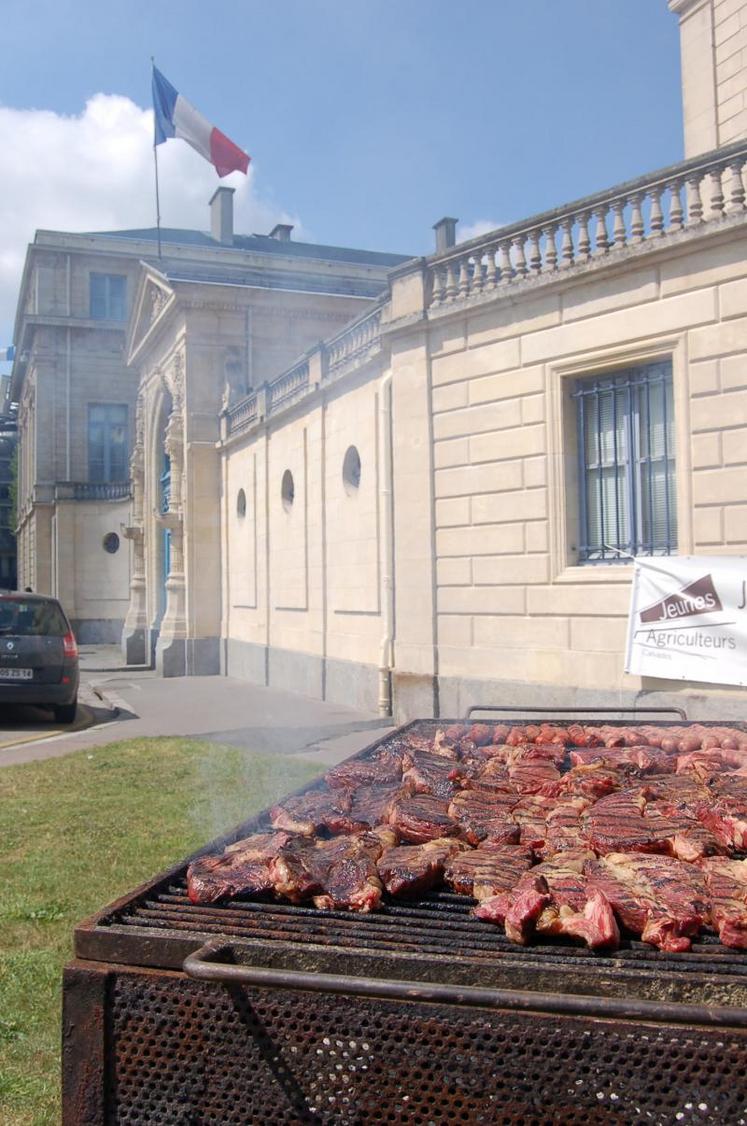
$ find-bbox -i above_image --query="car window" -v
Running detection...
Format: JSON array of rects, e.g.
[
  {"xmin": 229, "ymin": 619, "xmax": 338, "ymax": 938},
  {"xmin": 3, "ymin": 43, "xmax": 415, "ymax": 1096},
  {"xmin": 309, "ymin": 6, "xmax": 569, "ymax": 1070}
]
[{"xmin": 0, "ymin": 599, "xmax": 68, "ymax": 636}]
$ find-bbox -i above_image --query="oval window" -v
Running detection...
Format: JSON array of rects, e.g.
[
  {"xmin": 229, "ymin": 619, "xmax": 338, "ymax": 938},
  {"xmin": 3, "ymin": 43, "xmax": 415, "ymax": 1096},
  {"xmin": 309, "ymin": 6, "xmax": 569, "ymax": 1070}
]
[
  {"xmin": 237, "ymin": 488, "xmax": 247, "ymax": 518},
  {"xmin": 281, "ymin": 469, "xmax": 294, "ymax": 511},
  {"xmin": 103, "ymin": 532, "xmax": 120, "ymax": 554},
  {"xmin": 342, "ymin": 445, "xmax": 361, "ymax": 494}
]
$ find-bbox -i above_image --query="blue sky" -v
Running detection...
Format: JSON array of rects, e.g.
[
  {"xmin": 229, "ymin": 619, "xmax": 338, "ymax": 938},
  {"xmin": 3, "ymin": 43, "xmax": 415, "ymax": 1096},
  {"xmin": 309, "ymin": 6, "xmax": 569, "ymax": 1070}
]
[{"xmin": 0, "ymin": 0, "xmax": 683, "ymax": 354}]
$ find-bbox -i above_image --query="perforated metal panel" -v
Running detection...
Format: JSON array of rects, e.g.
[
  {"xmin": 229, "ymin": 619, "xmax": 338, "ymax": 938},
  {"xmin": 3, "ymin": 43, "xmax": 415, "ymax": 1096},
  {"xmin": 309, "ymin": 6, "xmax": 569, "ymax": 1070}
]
[{"xmin": 102, "ymin": 969, "xmax": 747, "ymax": 1125}]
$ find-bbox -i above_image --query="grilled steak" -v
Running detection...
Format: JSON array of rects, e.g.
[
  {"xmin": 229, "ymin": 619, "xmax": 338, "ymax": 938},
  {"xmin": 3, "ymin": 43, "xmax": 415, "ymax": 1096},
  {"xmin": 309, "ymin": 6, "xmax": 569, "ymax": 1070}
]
[
  {"xmin": 541, "ymin": 798, "xmax": 591, "ymax": 856},
  {"xmin": 401, "ymin": 750, "xmax": 461, "ymax": 799},
  {"xmin": 478, "ymin": 850, "xmax": 619, "ymax": 949},
  {"xmin": 508, "ymin": 754, "xmax": 562, "ymax": 794},
  {"xmin": 583, "ymin": 789, "xmax": 664, "ymax": 855},
  {"xmin": 696, "ymin": 793, "xmax": 747, "ymax": 851},
  {"xmin": 312, "ymin": 827, "xmax": 398, "ymax": 912},
  {"xmin": 444, "ymin": 844, "xmax": 533, "ymax": 901},
  {"xmin": 447, "ymin": 789, "xmax": 520, "ymax": 845},
  {"xmin": 378, "ymin": 838, "xmax": 467, "ymax": 897},
  {"xmin": 187, "ymin": 831, "xmax": 296, "ymax": 904},
  {"xmin": 541, "ymin": 763, "xmax": 620, "ymax": 801},
  {"xmin": 389, "ymin": 793, "xmax": 460, "ymax": 843},
  {"xmin": 643, "ymin": 799, "xmax": 724, "ymax": 862},
  {"xmin": 269, "ymin": 789, "xmax": 356, "ymax": 835},
  {"xmin": 699, "ymin": 857, "xmax": 747, "ymax": 948},
  {"xmin": 585, "ymin": 852, "xmax": 709, "ymax": 952},
  {"xmin": 348, "ymin": 782, "xmax": 406, "ymax": 828},
  {"xmin": 510, "ymin": 795, "xmax": 555, "ymax": 851},
  {"xmin": 570, "ymin": 746, "xmax": 674, "ymax": 775},
  {"xmin": 325, "ymin": 751, "xmax": 404, "ymax": 790}
]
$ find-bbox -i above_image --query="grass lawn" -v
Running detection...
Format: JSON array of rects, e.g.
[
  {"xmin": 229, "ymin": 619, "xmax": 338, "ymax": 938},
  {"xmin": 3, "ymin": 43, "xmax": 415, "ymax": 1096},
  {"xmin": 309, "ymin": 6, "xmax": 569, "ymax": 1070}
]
[{"xmin": 0, "ymin": 737, "xmax": 320, "ymax": 1126}]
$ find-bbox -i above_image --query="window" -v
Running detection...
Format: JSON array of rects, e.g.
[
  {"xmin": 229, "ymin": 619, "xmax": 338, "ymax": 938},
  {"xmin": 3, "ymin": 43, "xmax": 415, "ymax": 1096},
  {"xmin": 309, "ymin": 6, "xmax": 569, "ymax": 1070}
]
[
  {"xmin": 88, "ymin": 404, "xmax": 129, "ymax": 483},
  {"xmin": 90, "ymin": 273, "xmax": 127, "ymax": 321},
  {"xmin": 281, "ymin": 470, "xmax": 294, "ymax": 511},
  {"xmin": 573, "ymin": 359, "xmax": 676, "ymax": 563},
  {"xmin": 342, "ymin": 445, "xmax": 361, "ymax": 493}
]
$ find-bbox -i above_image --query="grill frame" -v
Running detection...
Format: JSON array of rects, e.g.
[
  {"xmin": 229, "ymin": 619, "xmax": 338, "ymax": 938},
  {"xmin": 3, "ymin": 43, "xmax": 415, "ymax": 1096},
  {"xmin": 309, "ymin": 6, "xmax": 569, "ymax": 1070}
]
[{"xmin": 64, "ymin": 712, "xmax": 747, "ymax": 1124}]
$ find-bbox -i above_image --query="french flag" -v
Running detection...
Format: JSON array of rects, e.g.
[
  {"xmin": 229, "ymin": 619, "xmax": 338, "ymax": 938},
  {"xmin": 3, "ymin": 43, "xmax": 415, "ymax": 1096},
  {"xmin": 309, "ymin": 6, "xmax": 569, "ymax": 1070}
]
[{"xmin": 152, "ymin": 67, "xmax": 250, "ymax": 178}]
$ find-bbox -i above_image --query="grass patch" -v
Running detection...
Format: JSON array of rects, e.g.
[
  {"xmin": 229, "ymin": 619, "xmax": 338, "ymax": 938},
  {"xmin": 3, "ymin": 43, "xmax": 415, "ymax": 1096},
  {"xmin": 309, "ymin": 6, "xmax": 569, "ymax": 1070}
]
[{"xmin": 0, "ymin": 737, "xmax": 320, "ymax": 1125}]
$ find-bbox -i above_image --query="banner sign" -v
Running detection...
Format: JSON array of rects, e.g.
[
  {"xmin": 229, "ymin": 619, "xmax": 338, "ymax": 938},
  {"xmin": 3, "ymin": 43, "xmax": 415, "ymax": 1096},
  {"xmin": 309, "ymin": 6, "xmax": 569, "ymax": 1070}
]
[{"xmin": 625, "ymin": 555, "xmax": 747, "ymax": 687}]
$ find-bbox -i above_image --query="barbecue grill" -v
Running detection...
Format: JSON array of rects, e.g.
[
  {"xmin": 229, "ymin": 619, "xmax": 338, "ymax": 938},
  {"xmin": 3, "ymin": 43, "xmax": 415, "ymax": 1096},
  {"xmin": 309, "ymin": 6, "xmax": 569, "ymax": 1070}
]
[{"xmin": 63, "ymin": 709, "xmax": 747, "ymax": 1124}]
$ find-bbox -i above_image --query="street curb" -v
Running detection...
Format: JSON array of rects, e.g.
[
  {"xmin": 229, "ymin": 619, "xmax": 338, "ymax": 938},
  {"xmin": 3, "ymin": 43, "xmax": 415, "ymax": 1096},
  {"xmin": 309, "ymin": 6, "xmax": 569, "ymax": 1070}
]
[
  {"xmin": 86, "ymin": 681, "xmax": 137, "ymax": 719},
  {"xmin": 0, "ymin": 703, "xmax": 97, "ymax": 750}
]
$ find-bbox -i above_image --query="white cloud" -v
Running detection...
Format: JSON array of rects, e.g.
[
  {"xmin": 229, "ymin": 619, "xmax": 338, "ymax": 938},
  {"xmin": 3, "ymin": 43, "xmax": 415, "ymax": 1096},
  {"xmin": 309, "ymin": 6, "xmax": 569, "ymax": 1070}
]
[
  {"xmin": 457, "ymin": 218, "xmax": 503, "ymax": 243},
  {"xmin": 0, "ymin": 93, "xmax": 300, "ymax": 353}
]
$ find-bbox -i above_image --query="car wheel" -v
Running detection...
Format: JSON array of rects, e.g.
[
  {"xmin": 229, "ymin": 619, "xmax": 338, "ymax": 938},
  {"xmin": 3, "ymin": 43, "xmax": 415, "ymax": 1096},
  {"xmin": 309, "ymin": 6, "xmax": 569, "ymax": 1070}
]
[{"xmin": 53, "ymin": 701, "xmax": 77, "ymax": 724}]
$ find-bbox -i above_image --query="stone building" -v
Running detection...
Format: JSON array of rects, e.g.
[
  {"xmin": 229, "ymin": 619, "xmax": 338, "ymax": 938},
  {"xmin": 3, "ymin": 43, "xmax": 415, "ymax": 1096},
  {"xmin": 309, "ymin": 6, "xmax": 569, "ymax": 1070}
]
[
  {"xmin": 207, "ymin": 0, "xmax": 747, "ymax": 719},
  {"xmin": 10, "ymin": 191, "xmax": 407, "ymax": 644},
  {"xmin": 12, "ymin": 0, "xmax": 747, "ymax": 718},
  {"xmin": 0, "ymin": 382, "xmax": 17, "ymax": 591}
]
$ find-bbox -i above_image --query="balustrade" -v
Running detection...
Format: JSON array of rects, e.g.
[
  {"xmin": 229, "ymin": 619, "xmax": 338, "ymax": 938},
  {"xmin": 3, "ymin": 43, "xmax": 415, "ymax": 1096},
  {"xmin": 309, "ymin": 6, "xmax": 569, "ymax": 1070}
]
[
  {"xmin": 428, "ymin": 143, "xmax": 747, "ymax": 310},
  {"xmin": 71, "ymin": 481, "xmax": 131, "ymax": 501},
  {"xmin": 226, "ymin": 393, "xmax": 258, "ymax": 438},
  {"xmin": 326, "ymin": 305, "xmax": 383, "ymax": 372},
  {"xmin": 268, "ymin": 359, "xmax": 309, "ymax": 411}
]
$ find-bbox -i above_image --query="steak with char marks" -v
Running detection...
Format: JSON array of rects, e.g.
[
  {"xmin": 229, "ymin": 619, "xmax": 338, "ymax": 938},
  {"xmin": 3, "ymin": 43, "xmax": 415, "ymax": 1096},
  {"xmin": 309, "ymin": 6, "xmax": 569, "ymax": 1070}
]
[
  {"xmin": 348, "ymin": 782, "xmax": 407, "ymax": 829},
  {"xmin": 445, "ymin": 844, "xmax": 533, "ymax": 901},
  {"xmin": 269, "ymin": 789, "xmax": 358, "ymax": 836},
  {"xmin": 475, "ymin": 850, "xmax": 619, "ymax": 949},
  {"xmin": 272, "ymin": 828, "xmax": 398, "ymax": 911},
  {"xmin": 585, "ymin": 852, "xmax": 709, "ymax": 952},
  {"xmin": 401, "ymin": 749, "xmax": 461, "ymax": 799},
  {"xmin": 388, "ymin": 793, "xmax": 460, "ymax": 843},
  {"xmin": 187, "ymin": 831, "xmax": 296, "ymax": 904},
  {"xmin": 378, "ymin": 838, "xmax": 468, "ymax": 897},
  {"xmin": 699, "ymin": 857, "xmax": 747, "ymax": 948},
  {"xmin": 447, "ymin": 789, "xmax": 520, "ymax": 845},
  {"xmin": 325, "ymin": 751, "xmax": 403, "ymax": 790}
]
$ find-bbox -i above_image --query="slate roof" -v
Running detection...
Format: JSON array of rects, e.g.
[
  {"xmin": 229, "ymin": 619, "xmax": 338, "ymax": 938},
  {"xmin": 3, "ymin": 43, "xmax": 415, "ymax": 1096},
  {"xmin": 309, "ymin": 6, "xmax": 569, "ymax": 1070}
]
[
  {"xmin": 83, "ymin": 226, "xmax": 412, "ymax": 268},
  {"xmin": 144, "ymin": 254, "xmax": 398, "ymax": 298}
]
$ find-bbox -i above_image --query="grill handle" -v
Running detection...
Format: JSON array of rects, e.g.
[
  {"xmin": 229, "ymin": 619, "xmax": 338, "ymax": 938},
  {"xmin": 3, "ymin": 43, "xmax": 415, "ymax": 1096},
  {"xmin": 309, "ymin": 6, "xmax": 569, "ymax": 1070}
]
[
  {"xmin": 183, "ymin": 940, "xmax": 747, "ymax": 1028},
  {"xmin": 464, "ymin": 705, "xmax": 688, "ymax": 721}
]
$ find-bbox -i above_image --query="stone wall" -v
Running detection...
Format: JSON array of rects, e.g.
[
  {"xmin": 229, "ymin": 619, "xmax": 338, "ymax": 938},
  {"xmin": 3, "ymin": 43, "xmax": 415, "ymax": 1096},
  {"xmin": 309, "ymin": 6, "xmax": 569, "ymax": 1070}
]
[{"xmin": 223, "ymin": 368, "xmax": 388, "ymax": 712}]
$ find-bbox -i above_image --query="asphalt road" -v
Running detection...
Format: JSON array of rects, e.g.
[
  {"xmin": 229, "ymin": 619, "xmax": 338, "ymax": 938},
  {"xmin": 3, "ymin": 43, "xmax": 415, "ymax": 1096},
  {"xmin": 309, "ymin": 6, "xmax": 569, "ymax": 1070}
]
[{"xmin": 0, "ymin": 645, "xmax": 394, "ymax": 768}]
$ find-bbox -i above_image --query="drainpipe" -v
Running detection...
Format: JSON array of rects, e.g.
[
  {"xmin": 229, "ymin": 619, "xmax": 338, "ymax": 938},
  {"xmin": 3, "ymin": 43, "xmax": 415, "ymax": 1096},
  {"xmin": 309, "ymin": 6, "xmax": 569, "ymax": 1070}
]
[{"xmin": 378, "ymin": 372, "xmax": 394, "ymax": 716}]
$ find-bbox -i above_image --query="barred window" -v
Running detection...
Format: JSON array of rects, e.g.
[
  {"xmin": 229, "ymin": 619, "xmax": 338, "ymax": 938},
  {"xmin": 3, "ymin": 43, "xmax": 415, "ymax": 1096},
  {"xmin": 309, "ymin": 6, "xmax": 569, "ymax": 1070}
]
[
  {"xmin": 90, "ymin": 273, "xmax": 127, "ymax": 321},
  {"xmin": 572, "ymin": 360, "xmax": 676, "ymax": 564},
  {"xmin": 88, "ymin": 404, "xmax": 129, "ymax": 483}
]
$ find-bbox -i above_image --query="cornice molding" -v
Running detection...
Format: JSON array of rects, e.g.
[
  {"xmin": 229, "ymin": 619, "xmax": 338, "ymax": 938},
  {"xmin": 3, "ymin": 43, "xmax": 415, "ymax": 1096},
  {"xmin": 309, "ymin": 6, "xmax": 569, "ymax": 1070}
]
[{"xmin": 668, "ymin": 0, "xmax": 711, "ymax": 17}]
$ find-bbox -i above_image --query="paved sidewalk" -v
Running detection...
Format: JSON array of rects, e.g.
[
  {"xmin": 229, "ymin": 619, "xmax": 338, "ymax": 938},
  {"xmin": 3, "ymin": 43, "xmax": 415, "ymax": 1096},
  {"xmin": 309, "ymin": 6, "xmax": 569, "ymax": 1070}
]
[{"xmin": 0, "ymin": 644, "xmax": 394, "ymax": 768}]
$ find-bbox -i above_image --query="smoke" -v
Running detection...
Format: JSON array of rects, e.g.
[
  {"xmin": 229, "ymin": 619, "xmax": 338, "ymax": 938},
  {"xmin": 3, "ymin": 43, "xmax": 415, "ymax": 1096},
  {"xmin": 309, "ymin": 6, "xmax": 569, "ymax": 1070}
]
[{"xmin": 0, "ymin": 92, "xmax": 300, "ymax": 354}]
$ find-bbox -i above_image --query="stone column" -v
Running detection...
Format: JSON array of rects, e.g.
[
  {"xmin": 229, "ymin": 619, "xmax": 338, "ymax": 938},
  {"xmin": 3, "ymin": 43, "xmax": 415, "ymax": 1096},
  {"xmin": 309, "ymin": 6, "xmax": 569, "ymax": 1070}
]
[
  {"xmin": 121, "ymin": 393, "xmax": 147, "ymax": 664},
  {"xmin": 155, "ymin": 360, "xmax": 188, "ymax": 677}
]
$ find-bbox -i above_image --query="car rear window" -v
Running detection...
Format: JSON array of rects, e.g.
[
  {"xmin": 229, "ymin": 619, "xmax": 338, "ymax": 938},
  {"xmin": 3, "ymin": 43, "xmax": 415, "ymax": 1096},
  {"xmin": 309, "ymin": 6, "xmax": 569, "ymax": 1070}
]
[{"xmin": 0, "ymin": 599, "xmax": 69, "ymax": 637}]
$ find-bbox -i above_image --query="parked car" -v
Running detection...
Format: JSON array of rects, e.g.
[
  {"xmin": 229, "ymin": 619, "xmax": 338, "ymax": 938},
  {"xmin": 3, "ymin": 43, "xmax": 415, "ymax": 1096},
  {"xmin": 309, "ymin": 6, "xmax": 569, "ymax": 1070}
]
[{"xmin": 0, "ymin": 592, "xmax": 79, "ymax": 722}]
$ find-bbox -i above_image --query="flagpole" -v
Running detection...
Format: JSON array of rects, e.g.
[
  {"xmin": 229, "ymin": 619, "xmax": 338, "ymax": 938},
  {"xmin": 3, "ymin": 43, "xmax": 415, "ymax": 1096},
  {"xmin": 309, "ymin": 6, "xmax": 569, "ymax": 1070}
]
[{"xmin": 151, "ymin": 56, "xmax": 163, "ymax": 259}]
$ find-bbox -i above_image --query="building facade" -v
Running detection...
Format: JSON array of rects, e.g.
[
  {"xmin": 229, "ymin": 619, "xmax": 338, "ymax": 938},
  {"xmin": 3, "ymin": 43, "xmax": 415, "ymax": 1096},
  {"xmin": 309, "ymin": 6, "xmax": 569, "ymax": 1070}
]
[
  {"xmin": 12, "ymin": 0, "xmax": 747, "ymax": 719},
  {"xmin": 11, "ymin": 189, "xmax": 407, "ymax": 646},
  {"xmin": 209, "ymin": 0, "xmax": 747, "ymax": 719}
]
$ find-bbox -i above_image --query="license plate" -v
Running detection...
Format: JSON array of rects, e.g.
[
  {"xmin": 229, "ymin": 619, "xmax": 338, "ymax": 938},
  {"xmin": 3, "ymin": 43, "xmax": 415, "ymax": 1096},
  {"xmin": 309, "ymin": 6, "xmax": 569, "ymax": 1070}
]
[{"xmin": 0, "ymin": 668, "xmax": 33, "ymax": 680}]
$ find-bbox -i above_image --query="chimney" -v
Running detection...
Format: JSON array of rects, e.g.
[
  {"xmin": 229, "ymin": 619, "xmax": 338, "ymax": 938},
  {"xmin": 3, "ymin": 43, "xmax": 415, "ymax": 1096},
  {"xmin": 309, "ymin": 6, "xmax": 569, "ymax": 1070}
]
[
  {"xmin": 210, "ymin": 186, "xmax": 235, "ymax": 245},
  {"xmin": 433, "ymin": 217, "xmax": 458, "ymax": 254},
  {"xmin": 269, "ymin": 223, "xmax": 294, "ymax": 242}
]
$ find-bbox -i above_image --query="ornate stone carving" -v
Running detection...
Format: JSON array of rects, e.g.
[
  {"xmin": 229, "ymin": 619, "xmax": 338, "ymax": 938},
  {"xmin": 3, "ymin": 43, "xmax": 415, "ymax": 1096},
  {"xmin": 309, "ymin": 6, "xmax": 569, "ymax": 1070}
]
[{"xmin": 149, "ymin": 283, "xmax": 168, "ymax": 323}]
